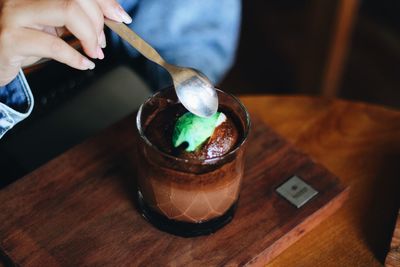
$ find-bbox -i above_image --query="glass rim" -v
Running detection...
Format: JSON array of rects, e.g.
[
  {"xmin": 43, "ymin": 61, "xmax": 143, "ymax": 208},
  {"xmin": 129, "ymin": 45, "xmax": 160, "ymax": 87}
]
[{"xmin": 136, "ymin": 87, "xmax": 251, "ymax": 164}]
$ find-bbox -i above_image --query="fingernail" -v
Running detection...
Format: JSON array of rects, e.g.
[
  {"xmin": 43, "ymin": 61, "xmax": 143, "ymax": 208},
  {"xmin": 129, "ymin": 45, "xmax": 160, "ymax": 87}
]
[
  {"xmin": 83, "ymin": 57, "xmax": 95, "ymax": 70},
  {"xmin": 116, "ymin": 5, "xmax": 132, "ymax": 24},
  {"xmin": 99, "ymin": 31, "xmax": 106, "ymax": 48},
  {"xmin": 97, "ymin": 47, "xmax": 104, "ymax": 60}
]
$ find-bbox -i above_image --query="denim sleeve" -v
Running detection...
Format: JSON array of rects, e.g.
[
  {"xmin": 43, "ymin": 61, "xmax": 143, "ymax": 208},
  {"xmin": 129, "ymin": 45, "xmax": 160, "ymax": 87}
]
[
  {"xmin": 115, "ymin": 0, "xmax": 241, "ymax": 89},
  {"xmin": 0, "ymin": 70, "xmax": 34, "ymax": 139}
]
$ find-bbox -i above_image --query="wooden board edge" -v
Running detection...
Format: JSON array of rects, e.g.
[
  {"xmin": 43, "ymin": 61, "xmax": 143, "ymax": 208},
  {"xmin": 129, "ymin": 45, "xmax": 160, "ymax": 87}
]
[
  {"xmin": 246, "ymin": 185, "xmax": 350, "ymax": 266},
  {"xmin": 385, "ymin": 209, "xmax": 400, "ymax": 267},
  {"xmin": 0, "ymin": 246, "xmax": 16, "ymax": 267}
]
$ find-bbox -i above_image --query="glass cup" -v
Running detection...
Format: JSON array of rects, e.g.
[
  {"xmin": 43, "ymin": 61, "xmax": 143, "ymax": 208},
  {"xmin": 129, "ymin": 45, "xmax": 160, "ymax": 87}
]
[{"xmin": 136, "ymin": 87, "xmax": 250, "ymax": 237}]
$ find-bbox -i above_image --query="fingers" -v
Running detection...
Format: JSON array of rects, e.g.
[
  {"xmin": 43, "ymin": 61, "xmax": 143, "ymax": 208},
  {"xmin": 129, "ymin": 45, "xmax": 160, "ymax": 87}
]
[
  {"xmin": 75, "ymin": 0, "xmax": 105, "ymax": 48},
  {"xmin": 16, "ymin": 0, "xmax": 101, "ymax": 59},
  {"xmin": 15, "ymin": 28, "xmax": 95, "ymax": 71},
  {"xmin": 9, "ymin": 0, "xmax": 133, "ymax": 62},
  {"xmin": 96, "ymin": 0, "xmax": 132, "ymax": 24}
]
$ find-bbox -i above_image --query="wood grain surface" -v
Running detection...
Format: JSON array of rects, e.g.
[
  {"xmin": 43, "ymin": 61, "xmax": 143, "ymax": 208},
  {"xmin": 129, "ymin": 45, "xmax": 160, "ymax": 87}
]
[
  {"xmin": 0, "ymin": 107, "xmax": 347, "ymax": 266},
  {"xmin": 385, "ymin": 210, "xmax": 400, "ymax": 267},
  {"xmin": 240, "ymin": 96, "xmax": 400, "ymax": 266},
  {"xmin": 0, "ymin": 95, "xmax": 399, "ymax": 266}
]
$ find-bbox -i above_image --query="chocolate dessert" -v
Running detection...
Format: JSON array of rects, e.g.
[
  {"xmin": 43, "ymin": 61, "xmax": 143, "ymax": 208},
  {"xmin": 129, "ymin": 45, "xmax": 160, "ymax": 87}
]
[
  {"xmin": 136, "ymin": 87, "xmax": 250, "ymax": 236},
  {"xmin": 145, "ymin": 105, "xmax": 240, "ymax": 160}
]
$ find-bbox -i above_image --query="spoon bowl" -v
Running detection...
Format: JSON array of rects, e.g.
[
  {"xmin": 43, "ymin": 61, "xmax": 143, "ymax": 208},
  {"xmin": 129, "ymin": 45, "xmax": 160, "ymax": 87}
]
[
  {"xmin": 105, "ymin": 19, "xmax": 218, "ymax": 117},
  {"xmin": 167, "ymin": 66, "xmax": 218, "ymax": 117}
]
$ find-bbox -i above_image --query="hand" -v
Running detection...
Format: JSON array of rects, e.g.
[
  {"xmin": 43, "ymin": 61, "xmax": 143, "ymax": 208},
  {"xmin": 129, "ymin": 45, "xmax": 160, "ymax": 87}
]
[{"xmin": 0, "ymin": 0, "xmax": 132, "ymax": 86}]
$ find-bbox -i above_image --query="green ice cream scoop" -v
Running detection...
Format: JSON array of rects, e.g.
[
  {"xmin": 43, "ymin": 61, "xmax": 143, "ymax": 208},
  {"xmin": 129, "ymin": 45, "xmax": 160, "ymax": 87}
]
[{"xmin": 172, "ymin": 112, "xmax": 226, "ymax": 152}]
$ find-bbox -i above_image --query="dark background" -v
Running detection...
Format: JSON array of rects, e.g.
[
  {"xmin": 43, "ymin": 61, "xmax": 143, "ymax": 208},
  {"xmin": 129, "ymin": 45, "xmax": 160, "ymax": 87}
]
[{"xmin": 222, "ymin": 0, "xmax": 400, "ymax": 108}]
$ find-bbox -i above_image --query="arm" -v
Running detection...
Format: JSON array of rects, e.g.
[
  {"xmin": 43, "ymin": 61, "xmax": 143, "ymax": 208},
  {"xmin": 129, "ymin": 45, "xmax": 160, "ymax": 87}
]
[
  {"xmin": 0, "ymin": 0, "xmax": 132, "ymax": 139},
  {"xmin": 116, "ymin": 0, "xmax": 241, "ymax": 89},
  {"xmin": 0, "ymin": 70, "xmax": 34, "ymax": 138}
]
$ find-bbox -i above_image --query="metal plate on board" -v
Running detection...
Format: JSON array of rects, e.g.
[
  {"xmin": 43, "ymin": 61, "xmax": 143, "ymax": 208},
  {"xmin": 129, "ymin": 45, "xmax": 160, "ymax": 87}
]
[{"xmin": 276, "ymin": 176, "xmax": 318, "ymax": 208}]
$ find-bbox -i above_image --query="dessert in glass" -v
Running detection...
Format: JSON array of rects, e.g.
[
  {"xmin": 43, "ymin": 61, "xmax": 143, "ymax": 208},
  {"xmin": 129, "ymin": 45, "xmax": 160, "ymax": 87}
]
[{"xmin": 136, "ymin": 87, "xmax": 250, "ymax": 237}]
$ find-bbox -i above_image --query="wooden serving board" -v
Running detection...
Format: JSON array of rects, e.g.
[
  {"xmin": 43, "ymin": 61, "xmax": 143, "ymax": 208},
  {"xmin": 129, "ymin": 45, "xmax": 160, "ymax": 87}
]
[
  {"xmin": 0, "ymin": 114, "xmax": 349, "ymax": 267},
  {"xmin": 386, "ymin": 210, "xmax": 400, "ymax": 267}
]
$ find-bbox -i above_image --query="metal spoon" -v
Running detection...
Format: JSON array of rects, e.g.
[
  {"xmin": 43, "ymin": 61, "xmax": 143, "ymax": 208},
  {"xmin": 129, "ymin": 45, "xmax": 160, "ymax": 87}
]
[{"xmin": 104, "ymin": 19, "xmax": 218, "ymax": 118}]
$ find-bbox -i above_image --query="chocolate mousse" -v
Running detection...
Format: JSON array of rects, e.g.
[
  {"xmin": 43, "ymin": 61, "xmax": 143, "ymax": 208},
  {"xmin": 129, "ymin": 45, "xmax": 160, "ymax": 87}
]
[
  {"xmin": 138, "ymin": 102, "xmax": 244, "ymax": 225},
  {"xmin": 136, "ymin": 88, "xmax": 249, "ymax": 236},
  {"xmin": 145, "ymin": 105, "xmax": 240, "ymax": 160}
]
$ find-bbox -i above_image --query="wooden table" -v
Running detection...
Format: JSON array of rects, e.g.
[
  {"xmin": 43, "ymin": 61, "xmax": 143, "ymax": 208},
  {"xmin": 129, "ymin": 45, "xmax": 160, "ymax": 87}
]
[
  {"xmin": 1, "ymin": 95, "xmax": 399, "ymax": 266},
  {"xmin": 240, "ymin": 96, "xmax": 400, "ymax": 266}
]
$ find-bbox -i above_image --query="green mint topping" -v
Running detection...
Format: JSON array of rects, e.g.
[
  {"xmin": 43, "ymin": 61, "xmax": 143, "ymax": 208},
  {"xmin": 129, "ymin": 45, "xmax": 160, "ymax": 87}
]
[{"xmin": 172, "ymin": 112, "xmax": 226, "ymax": 152}]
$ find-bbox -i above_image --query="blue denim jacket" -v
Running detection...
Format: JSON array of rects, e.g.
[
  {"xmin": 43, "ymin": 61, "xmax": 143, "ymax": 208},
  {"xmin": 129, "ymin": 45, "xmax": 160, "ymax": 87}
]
[{"xmin": 0, "ymin": 0, "xmax": 240, "ymax": 138}]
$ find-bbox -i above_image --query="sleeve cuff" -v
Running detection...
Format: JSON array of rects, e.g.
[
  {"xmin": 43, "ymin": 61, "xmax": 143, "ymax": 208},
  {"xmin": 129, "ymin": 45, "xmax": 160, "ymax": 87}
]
[{"xmin": 0, "ymin": 70, "xmax": 34, "ymax": 138}]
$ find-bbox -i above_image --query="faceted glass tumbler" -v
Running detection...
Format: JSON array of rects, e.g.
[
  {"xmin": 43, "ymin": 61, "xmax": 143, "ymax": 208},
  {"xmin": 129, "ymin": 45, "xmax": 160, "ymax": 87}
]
[{"xmin": 136, "ymin": 87, "xmax": 250, "ymax": 237}]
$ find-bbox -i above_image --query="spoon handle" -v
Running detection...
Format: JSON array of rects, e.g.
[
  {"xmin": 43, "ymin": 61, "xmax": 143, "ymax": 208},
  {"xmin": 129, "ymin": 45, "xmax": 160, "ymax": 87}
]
[{"xmin": 104, "ymin": 19, "xmax": 167, "ymax": 67}]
